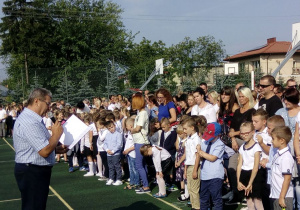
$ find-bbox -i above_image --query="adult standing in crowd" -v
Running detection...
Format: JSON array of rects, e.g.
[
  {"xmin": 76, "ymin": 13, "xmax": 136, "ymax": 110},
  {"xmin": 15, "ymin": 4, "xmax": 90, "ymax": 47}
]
[
  {"xmin": 178, "ymin": 93, "xmax": 191, "ymax": 116},
  {"xmin": 156, "ymin": 88, "xmax": 177, "ymax": 124},
  {"xmin": 191, "ymin": 87, "xmax": 217, "ymax": 123},
  {"xmin": 14, "ymin": 88, "xmax": 66, "ymax": 210},
  {"xmin": 226, "ymin": 87, "xmax": 256, "ymax": 204},
  {"xmin": 146, "ymin": 94, "xmax": 159, "ymax": 121},
  {"xmin": 131, "ymin": 93, "xmax": 151, "ymax": 194},
  {"xmin": 258, "ymin": 75, "xmax": 283, "ymax": 116}
]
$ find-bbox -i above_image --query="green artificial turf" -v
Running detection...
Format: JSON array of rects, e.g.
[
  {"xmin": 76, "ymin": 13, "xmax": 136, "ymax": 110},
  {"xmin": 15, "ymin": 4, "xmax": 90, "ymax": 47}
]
[{"xmin": 0, "ymin": 138, "xmax": 244, "ymax": 210}]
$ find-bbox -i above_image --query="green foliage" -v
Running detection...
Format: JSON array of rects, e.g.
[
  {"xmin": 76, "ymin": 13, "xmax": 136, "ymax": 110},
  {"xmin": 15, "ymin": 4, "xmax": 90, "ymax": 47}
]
[{"xmin": 126, "ymin": 38, "xmax": 166, "ymax": 91}]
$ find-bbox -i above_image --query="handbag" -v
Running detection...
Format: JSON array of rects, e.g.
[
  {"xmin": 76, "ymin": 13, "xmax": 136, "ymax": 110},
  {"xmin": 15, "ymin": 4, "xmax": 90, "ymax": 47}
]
[{"xmin": 220, "ymin": 116, "xmax": 232, "ymax": 147}]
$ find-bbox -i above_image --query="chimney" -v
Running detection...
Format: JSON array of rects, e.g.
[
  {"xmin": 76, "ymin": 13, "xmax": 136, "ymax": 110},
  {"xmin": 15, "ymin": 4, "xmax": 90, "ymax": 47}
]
[{"xmin": 267, "ymin": 37, "xmax": 276, "ymax": 44}]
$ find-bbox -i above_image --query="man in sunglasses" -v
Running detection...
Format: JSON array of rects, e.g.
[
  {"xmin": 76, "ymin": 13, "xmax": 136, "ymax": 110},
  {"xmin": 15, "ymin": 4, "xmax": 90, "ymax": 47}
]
[
  {"xmin": 258, "ymin": 75, "xmax": 283, "ymax": 117},
  {"xmin": 286, "ymin": 78, "xmax": 298, "ymax": 89}
]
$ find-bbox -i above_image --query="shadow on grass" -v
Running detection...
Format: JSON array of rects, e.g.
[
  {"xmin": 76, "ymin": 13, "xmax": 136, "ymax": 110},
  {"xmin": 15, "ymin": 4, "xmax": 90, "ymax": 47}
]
[{"xmin": 113, "ymin": 200, "xmax": 162, "ymax": 210}]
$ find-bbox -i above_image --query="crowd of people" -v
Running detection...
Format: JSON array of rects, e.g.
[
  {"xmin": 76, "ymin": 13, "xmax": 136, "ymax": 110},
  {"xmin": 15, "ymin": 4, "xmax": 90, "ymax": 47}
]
[{"xmin": 11, "ymin": 75, "xmax": 300, "ymax": 210}]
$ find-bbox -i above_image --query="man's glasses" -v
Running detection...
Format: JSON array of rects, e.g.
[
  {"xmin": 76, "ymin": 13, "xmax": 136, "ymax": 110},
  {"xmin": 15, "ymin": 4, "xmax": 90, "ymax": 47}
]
[
  {"xmin": 288, "ymin": 85, "xmax": 297, "ymax": 88},
  {"xmin": 259, "ymin": 84, "xmax": 271, "ymax": 89},
  {"xmin": 40, "ymin": 99, "xmax": 51, "ymax": 106}
]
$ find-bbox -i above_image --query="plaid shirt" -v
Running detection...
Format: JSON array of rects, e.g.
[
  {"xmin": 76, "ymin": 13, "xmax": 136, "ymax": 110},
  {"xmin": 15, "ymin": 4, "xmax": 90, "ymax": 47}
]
[{"xmin": 14, "ymin": 108, "xmax": 53, "ymax": 166}]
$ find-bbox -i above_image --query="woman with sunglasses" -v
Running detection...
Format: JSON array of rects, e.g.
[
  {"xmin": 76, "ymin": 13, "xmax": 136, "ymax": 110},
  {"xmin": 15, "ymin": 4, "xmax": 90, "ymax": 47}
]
[{"xmin": 225, "ymin": 87, "xmax": 256, "ymax": 205}]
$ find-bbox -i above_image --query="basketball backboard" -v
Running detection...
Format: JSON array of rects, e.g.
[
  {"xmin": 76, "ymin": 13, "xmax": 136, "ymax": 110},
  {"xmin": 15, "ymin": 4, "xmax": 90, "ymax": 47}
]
[
  {"xmin": 224, "ymin": 63, "xmax": 239, "ymax": 75},
  {"xmin": 292, "ymin": 22, "xmax": 300, "ymax": 48}
]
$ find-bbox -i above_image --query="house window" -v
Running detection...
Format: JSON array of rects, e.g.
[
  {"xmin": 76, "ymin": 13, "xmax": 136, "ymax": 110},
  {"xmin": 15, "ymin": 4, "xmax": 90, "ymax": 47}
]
[
  {"xmin": 239, "ymin": 62, "xmax": 245, "ymax": 71},
  {"xmin": 252, "ymin": 61, "xmax": 260, "ymax": 71},
  {"xmin": 293, "ymin": 61, "xmax": 300, "ymax": 75}
]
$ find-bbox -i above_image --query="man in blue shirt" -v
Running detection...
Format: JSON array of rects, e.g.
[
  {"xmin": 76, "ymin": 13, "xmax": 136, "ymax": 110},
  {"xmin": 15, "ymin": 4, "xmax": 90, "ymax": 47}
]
[{"xmin": 14, "ymin": 88, "xmax": 65, "ymax": 210}]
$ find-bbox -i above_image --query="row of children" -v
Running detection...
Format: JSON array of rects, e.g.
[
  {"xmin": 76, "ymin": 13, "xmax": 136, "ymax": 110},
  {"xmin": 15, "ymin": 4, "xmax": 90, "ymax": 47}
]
[{"xmin": 61, "ymin": 104, "xmax": 295, "ymax": 210}]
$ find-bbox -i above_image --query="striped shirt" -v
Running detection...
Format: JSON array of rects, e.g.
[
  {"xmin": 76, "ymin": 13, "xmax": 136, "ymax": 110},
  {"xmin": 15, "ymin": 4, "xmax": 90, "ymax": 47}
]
[{"xmin": 13, "ymin": 108, "xmax": 53, "ymax": 166}]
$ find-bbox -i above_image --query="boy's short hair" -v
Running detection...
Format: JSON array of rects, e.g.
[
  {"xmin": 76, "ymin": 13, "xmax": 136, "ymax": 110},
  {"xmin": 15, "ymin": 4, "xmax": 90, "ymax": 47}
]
[
  {"xmin": 176, "ymin": 125, "xmax": 184, "ymax": 134},
  {"xmin": 267, "ymin": 115, "xmax": 285, "ymax": 127},
  {"xmin": 240, "ymin": 121, "xmax": 255, "ymax": 131},
  {"xmin": 140, "ymin": 144, "xmax": 152, "ymax": 156},
  {"xmin": 160, "ymin": 117, "xmax": 170, "ymax": 125},
  {"xmin": 271, "ymin": 126, "xmax": 292, "ymax": 144},
  {"xmin": 105, "ymin": 112, "xmax": 115, "ymax": 122},
  {"xmin": 104, "ymin": 120, "xmax": 115, "ymax": 128},
  {"xmin": 125, "ymin": 117, "xmax": 134, "ymax": 126},
  {"xmin": 252, "ymin": 108, "xmax": 269, "ymax": 120},
  {"xmin": 182, "ymin": 118, "xmax": 198, "ymax": 133}
]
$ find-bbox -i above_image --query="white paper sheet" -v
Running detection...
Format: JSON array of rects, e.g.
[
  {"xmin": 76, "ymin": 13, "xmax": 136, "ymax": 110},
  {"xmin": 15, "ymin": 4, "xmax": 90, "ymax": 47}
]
[{"xmin": 59, "ymin": 115, "xmax": 91, "ymax": 149}]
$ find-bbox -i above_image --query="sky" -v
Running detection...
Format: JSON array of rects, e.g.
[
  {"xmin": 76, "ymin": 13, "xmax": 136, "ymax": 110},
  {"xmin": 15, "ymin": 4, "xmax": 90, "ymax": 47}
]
[{"xmin": 0, "ymin": 0, "xmax": 300, "ymax": 82}]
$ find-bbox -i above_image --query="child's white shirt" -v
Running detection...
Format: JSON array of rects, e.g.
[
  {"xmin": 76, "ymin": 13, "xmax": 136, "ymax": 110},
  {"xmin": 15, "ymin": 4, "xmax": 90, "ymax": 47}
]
[
  {"xmin": 253, "ymin": 127, "xmax": 272, "ymax": 159},
  {"xmin": 124, "ymin": 131, "xmax": 136, "ymax": 158},
  {"xmin": 97, "ymin": 128, "xmax": 108, "ymax": 152},
  {"xmin": 152, "ymin": 146, "xmax": 171, "ymax": 172},
  {"xmin": 239, "ymin": 142, "xmax": 262, "ymax": 170},
  {"xmin": 270, "ymin": 146, "xmax": 294, "ymax": 199},
  {"xmin": 185, "ymin": 133, "xmax": 201, "ymax": 166},
  {"xmin": 89, "ymin": 123, "xmax": 98, "ymax": 136},
  {"xmin": 80, "ymin": 132, "xmax": 90, "ymax": 152}
]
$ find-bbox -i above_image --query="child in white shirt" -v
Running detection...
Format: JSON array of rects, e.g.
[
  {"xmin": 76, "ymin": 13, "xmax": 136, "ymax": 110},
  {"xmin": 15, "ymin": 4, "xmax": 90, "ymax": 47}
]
[
  {"xmin": 140, "ymin": 144, "xmax": 172, "ymax": 198},
  {"xmin": 123, "ymin": 118, "xmax": 139, "ymax": 189},
  {"xmin": 270, "ymin": 126, "xmax": 294, "ymax": 210}
]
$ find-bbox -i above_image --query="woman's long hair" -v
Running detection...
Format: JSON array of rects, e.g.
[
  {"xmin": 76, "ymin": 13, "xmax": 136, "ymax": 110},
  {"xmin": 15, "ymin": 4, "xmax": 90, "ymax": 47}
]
[{"xmin": 219, "ymin": 86, "xmax": 237, "ymax": 117}]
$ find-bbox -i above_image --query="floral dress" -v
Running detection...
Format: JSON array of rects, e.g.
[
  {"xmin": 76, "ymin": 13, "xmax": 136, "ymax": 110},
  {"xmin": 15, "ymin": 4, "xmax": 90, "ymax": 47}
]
[{"xmin": 175, "ymin": 138, "xmax": 187, "ymax": 182}]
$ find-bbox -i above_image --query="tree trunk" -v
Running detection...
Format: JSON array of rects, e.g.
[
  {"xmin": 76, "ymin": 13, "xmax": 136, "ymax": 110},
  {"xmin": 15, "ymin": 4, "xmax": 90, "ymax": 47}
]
[{"xmin": 24, "ymin": 53, "xmax": 29, "ymax": 84}]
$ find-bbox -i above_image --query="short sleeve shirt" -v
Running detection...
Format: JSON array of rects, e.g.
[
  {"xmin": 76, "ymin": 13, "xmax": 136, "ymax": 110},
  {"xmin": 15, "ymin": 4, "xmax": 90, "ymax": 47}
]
[
  {"xmin": 132, "ymin": 110, "xmax": 149, "ymax": 144},
  {"xmin": 158, "ymin": 102, "xmax": 176, "ymax": 121},
  {"xmin": 191, "ymin": 103, "xmax": 217, "ymax": 123},
  {"xmin": 14, "ymin": 108, "xmax": 53, "ymax": 166},
  {"xmin": 201, "ymin": 138, "xmax": 225, "ymax": 180},
  {"xmin": 239, "ymin": 142, "xmax": 262, "ymax": 170},
  {"xmin": 270, "ymin": 147, "xmax": 294, "ymax": 199},
  {"xmin": 185, "ymin": 133, "xmax": 201, "ymax": 165}
]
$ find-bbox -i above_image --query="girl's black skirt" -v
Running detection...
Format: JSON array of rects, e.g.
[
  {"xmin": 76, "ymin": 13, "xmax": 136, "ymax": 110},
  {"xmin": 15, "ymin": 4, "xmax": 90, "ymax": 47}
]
[{"xmin": 239, "ymin": 168, "xmax": 264, "ymax": 199}]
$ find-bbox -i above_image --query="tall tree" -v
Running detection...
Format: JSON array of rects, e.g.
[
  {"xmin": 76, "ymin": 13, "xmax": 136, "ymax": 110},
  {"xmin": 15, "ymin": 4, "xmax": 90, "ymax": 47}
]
[{"xmin": 126, "ymin": 38, "xmax": 166, "ymax": 91}]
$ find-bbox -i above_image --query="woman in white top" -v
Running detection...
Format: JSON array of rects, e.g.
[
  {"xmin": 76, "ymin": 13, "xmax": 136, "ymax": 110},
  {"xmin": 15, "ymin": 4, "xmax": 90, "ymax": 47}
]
[
  {"xmin": 191, "ymin": 87, "xmax": 217, "ymax": 123},
  {"xmin": 131, "ymin": 93, "xmax": 151, "ymax": 194}
]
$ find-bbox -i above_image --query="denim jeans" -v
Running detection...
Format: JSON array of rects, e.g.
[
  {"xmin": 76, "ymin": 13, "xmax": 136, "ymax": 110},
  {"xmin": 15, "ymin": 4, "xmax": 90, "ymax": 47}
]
[
  {"xmin": 135, "ymin": 143, "xmax": 149, "ymax": 187},
  {"xmin": 127, "ymin": 155, "xmax": 140, "ymax": 185},
  {"xmin": 107, "ymin": 155, "xmax": 122, "ymax": 181},
  {"xmin": 200, "ymin": 178, "xmax": 223, "ymax": 210}
]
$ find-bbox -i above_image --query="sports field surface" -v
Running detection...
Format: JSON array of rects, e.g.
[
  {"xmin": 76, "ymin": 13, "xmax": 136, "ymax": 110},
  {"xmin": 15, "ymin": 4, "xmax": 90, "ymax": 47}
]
[{"xmin": 1, "ymin": 137, "xmax": 242, "ymax": 210}]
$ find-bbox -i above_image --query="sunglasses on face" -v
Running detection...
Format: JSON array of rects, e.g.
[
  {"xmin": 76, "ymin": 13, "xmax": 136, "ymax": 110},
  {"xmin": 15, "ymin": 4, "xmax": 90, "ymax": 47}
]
[
  {"xmin": 259, "ymin": 84, "xmax": 271, "ymax": 88},
  {"xmin": 288, "ymin": 85, "xmax": 297, "ymax": 88}
]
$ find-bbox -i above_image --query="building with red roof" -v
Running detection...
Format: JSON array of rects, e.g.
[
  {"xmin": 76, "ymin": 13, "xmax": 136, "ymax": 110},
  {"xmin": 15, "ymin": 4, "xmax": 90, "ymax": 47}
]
[{"xmin": 224, "ymin": 37, "xmax": 300, "ymax": 82}]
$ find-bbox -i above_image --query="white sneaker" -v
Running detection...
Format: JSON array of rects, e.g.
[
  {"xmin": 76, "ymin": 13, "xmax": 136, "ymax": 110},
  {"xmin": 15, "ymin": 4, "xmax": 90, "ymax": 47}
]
[
  {"xmin": 113, "ymin": 180, "xmax": 123, "ymax": 186},
  {"xmin": 83, "ymin": 172, "xmax": 94, "ymax": 177},
  {"xmin": 106, "ymin": 179, "xmax": 114, "ymax": 185},
  {"xmin": 95, "ymin": 173, "xmax": 103, "ymax": 177}
]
